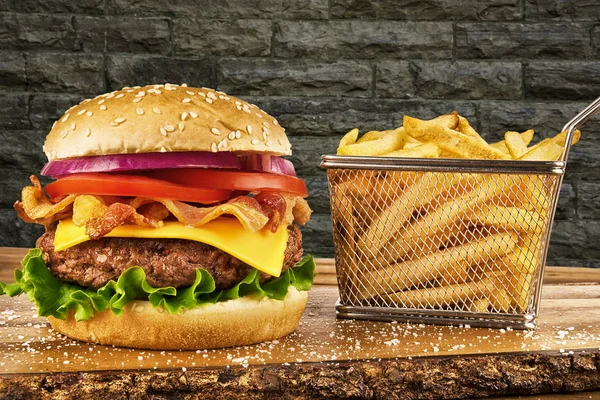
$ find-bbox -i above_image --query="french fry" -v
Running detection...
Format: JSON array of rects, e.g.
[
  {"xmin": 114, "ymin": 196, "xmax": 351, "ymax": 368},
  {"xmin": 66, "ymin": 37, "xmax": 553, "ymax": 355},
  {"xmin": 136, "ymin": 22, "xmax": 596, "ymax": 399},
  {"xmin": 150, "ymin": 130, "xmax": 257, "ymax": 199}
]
[
  {"xmin": 357, "ymin": 130, "xmax": 388, "ymax": 143},
  {"xmin": 491, "ymin": 129, "xmax": 535, "ymax": 154},
  {"xmin": 359, "ymin": 232, "xmax": 518, "ymax": 301},
  {"xmin": 381, "ymin": 277, "xmax": 495, "ymax": 309},
  {"xmin": 404, "ymin": 116, "xmax": 511, "ymax": 160},
  {"xmin": 468, "ymin": 298, "xmax": 490, "ymax": 313},
  {"xmin": 519, "ymin": 129, "xmax": 581, "ymax": 161},
  {"xmin": 381, "ymin": 142, "xmax": 441, "ymax": 158},
  {"xmin": 457, "ymin": 115, "xmax": 488, "ymax": 146},
  {"xmin": 431, "ymin": 111, "xmax": 460, "ymax": 130},
  {"xmin": 338, "ymin": 128, "xmax": 359, "ymax": 150},
  {"xmin": 465, "ymin": 206, "xmax": 544, "ymax": 234},
  {"xmin": 338, "ymin": 127, "xmax": 406, "ymax": 156},
  {"xmin": 505, "ymin": 131, "xmax": 528, "ymax": 159}
]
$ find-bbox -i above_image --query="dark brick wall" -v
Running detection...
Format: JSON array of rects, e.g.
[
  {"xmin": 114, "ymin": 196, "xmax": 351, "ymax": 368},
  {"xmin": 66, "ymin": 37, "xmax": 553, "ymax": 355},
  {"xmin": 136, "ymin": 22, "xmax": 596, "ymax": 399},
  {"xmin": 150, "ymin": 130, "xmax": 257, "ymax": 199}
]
[{"xmin": 1, "ymin": 0, "xmax": 599, "ymax": 267}]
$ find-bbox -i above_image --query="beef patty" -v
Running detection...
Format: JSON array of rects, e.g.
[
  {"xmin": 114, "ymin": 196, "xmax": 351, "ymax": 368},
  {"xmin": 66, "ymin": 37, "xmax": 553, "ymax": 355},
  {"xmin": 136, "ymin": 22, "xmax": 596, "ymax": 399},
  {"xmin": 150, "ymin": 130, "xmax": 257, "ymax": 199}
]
[{"xmin": 37, "ymin": 224, "xmax": 303, "ymax": 290}]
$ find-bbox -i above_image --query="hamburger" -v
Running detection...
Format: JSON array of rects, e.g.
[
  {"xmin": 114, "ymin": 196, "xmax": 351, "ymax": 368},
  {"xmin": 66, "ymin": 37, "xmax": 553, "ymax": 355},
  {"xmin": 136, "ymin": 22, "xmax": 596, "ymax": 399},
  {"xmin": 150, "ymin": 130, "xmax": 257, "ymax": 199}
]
[{"xmin": 0, "ymin": 83, "xmax": 315, "ymax": 350}]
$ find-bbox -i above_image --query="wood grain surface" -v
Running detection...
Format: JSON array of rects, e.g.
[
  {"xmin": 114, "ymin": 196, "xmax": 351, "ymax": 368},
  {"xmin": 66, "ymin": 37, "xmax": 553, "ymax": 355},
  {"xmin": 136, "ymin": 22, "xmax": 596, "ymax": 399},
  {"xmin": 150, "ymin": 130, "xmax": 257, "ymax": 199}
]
[{"xmin": 2, "ymin": 247, "xmax": 600, "ymax": 399}]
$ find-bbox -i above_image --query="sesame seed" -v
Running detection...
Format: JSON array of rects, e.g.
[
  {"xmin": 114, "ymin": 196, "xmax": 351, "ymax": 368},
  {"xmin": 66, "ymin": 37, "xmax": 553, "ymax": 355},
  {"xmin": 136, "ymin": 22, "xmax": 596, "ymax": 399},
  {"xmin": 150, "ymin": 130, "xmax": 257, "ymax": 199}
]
[
  {"xmin": 182, "ymin": 98, "xmax": 191, "ymax": 103},
  {"xmin": 235, "ymin": 130, "xmax": 241, "ymax": 139},
  {"xmin": 70, "ymin": 123, "xmax": 76, "ymax": 130},
  {"xmin": 263, "ymin": 121, "xmax": 271, "ymax": 128},
  {"xmin": 115, "ymin": 93, "xmax": 124, "ymax": 99},
  {"xmin": 153, "ymin": 108, "xmax": 161, "ymax": 114},
  {"xmin": 205, "ymin": 98, "xmax": 213, "ymax": 104},
  {"xmin": 160, "ymin": 146, "xmax": 167, "ymax": 152},
  {"xmin": 181, "ymin": 112, "xmax": 188, "ymax": 121},
  {"xmin": 236, "ymin": 105, "xmax": 242, "ymax": 111},
  {"xmin": 242, "ymin": 105, "xmax": 251, "ymax": 113},
  {"xmin": 110, "ymin": 122, "xmax": 119, "ymax": 126},
  {"xmin": 186, "ymin": 91, "xmax": 195, "ymax": 96},
  {"xmin": 106, "ymin": 93, "xmax": 115, "ymax": 98},
  {"xmin": 100, "ymin": 105, "xmax": 107, "ymax": 111},
  {"xmin": 77, "ymin": 109, "xmax": 86, "ymax": 116},
  {"xmin": 189, "ymin": 111, "xmax": 198, "ymax": 118},
  {"xmin": 251, "ymin": 139, "xmax": 259, "ymax": 145},
  {"xmin": 247, "ymin": 125, "xmax": 253, "ymax": 134},
  {"xmin": 61, "ymin": 130, "xmax": 68, "ymax": 138},
  {"xmin": 136, "ymin": 108, "xmax": 144, "ymax": 115},
  {"xmin": 62, "ymin": 114, "xmax": 70, "ymax": 122},
  {"xmin": 84, "ymin": 128, "xmax": 91, "ymax": 137},
  {"xmin": 278, "ymin": 139, "xmax": 283, "ymax": 145},
  {"xmin": 160, "ymin": 127, "xmax": 167, "ymax": 136},
  {"xmin": 164, "ymin": 125, "xmax": 175, "ymax": 132},
  {"xmin": 263, "ymin": 127, "xmax": 270, "ymax": 136},
  {"xmin": 228, "ymin": 131, "xmax": 236, "ymax": 140},
  {"xmin": 207, "ymin": 92, "xmax": 217, "ymax": 100},
  {"xmin": 273, "ymin": 119, "xmax": 279, "ymax": 126},
  {"xmin": 147, "ymin": 89, "xmax": 155, "ymax": 94},
  {"xmin": 98, "ymin": 99, "xmax": 105, "ymax": 105},
  {"xmin": 265, "ymin": 140, "xmax": 272, "ymax": 147},
  {"xmin": 219, "ymin": 95, "xmax": 230, "ymax": 100},
  {"xmin": 262, "ymin": 131, "xmax": 268, "ymax": 140},
  {"xmin": 255, "ymin": 112, "xmax": 263, "ymax": 118},
  {"xmin": 211, "ymin": 127, "xmax": 221, "ymax": 136},
  {"xmin": 154, "ymin": 90, "xmax": 162, "ymax": 94},
  {"xmin": 197, "ymin": 92, "xmax": 206, "ymax": 97},
  {"xmin": 115, "ymin": 117, "xmax": 126, "ymax": 123},
  {"xmin": 178, "ymin": 122, "xmax": 185, "ymax": 131},
  {"xmin": 136, "ymin": 91, "xmax": 145, "ymax": 97},
  {"xmin": 52, "ymin": 121, "xmax": 57, "ymax": 129},
  {"xmin": 211, "ymin": 142, "xmax": 217, "ymax": 153},
  {"xmin": 235, "ymin": 101, "xmax": 241, "ymax": 105},
  {"xmin": 126, "ymin": 89, "xmax": 134, "ymax": 93},
  {"xmin": 133, "ymin": 97, "xmax": 143, "ymax": 103},
  {"xmin": 218, "ymin": 139, "xmax": 228, "ymax": 150},
  {"xmin": 82, "ymin": 98, "xmax": 91, "ymax": 103},
  {"xmin": 181, "ymin": 83, "xmax": 188, "ymax": 87},
  {"xmin": 86, "ymin": 111, "xmax": 93, "ymax": 117}
]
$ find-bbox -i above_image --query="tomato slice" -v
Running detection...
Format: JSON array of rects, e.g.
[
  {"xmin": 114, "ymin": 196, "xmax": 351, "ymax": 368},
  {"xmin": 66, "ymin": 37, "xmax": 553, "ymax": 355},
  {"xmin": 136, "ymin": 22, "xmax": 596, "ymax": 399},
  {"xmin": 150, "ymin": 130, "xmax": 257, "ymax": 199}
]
[
  {"xmin": 146, "ymin": 169, "xmax": 309, "ymax": 198},
  {"xmin": 45, "ymin": 173, "xmax": 232, "ymax": 204}
]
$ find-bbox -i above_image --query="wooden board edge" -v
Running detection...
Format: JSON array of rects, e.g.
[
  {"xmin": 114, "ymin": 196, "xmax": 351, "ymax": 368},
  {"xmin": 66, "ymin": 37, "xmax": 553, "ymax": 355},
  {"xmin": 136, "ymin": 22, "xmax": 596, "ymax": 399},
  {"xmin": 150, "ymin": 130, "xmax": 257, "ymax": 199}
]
[{"xmin": 1, "ymin": 350, "xmax": 599, "ymax": 399}]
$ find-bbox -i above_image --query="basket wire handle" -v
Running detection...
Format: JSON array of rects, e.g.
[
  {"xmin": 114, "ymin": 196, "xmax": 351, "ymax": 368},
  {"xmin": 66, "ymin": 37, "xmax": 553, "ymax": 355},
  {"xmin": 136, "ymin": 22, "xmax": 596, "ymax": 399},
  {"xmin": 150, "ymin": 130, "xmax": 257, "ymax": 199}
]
[{"xmin": 560, "ymin": 96, "xmax": 600, "ymax": 163}]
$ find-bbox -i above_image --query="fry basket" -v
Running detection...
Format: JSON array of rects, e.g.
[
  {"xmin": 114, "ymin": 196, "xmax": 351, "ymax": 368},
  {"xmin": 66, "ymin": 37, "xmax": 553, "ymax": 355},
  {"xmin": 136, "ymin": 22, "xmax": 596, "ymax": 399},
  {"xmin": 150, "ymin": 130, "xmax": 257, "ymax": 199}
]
[{"xmin": 321, "ymin": 98, "xmax": 600, "ymax": 329}]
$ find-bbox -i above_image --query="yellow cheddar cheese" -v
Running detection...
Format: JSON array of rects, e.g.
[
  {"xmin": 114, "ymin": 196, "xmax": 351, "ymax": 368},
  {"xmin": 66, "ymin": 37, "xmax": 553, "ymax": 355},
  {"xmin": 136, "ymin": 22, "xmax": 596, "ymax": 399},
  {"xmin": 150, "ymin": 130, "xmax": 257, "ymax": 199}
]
[{"xmin": 54, "ymin": 219, "xmax": 288, "ymax": 277}]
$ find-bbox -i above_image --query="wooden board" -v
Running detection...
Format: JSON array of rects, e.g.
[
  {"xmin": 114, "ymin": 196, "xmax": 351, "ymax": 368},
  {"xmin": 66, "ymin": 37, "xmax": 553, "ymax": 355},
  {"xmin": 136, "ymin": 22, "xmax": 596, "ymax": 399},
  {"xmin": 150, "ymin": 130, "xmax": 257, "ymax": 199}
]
[{"xmin": 3, "ymin": 247, "xmax": 600, "ymax": 399}]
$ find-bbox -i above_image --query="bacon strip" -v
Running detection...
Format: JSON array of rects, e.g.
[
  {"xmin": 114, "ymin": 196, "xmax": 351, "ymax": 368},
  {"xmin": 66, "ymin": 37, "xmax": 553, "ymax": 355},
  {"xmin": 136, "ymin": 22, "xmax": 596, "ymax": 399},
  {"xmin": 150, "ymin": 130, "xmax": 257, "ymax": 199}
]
[{"xmin": 15, "ymin": 176, "xmax": 312, "ymax": 239}]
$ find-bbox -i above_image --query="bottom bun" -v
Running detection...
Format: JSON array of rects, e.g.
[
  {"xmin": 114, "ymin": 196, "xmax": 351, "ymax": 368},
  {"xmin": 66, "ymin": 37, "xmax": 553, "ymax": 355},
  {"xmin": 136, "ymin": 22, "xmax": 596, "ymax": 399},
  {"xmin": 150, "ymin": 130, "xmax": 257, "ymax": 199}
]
[{"xmin": 48, "ymin": 287, "xmax": 308, "ymax": 350}]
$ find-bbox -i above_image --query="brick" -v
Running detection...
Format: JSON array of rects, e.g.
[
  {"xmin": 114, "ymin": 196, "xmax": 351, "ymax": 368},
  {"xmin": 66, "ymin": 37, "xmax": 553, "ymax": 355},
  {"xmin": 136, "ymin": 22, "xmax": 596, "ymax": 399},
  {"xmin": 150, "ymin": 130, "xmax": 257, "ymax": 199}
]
[
  {"xmin": 249, "ymin": 97, "xmax": 478, "ymax": 136},
  {"xmin": 273, "ymin": 21, "xmax": 453, "ymax": 59},
  {"xmin": 331, "ymin": 0, "xmax": 521, "ymax": 21},
  {"xmin": 377, "ymin": 61, "xmax": 522, "ymax": 100},
  {"xmin": 174, "ymin": 19, "xmax": 271, "ymax": 57},
  {"xmin": 548, "ymin": 220, "xmax": 600, "ymax": 261},
  {"xmin": 565, "ymin": 140, "xmax": 600, "ymax": 181},
  {"xmin": 456, "ymin": 23, "xmax": 592, "ymax": 59},
  {"xmin": 107, "ymin": 0, "xmax": 278, "ymax": 18},
  {"xmin": 304, "ymin": 176, "xmax": 330, "ymax": 214},
  {"xmin": 525, "ymin": 0, "xmax": 600, "ymax": 21},
  {"xmin": 0, "ymin": 52, "xmax": 26, "ymax": 90},
  {"xmin": 1, "ymin": 0, "xmax": 104, "ymax": 14},
  {"xmin": 74, "ymin": 16, "xmax": 106, "ymax": 52},
  {"xmin": 594, "ymin": 26, "xmax": 600, "ymax": 58},
  {"xmin": 107, "ymin": 17, "xmax": 171, "ymax": 55},
  {"xmin": 29, "ymin": 94, "xmax": 87, "ymax": 130},
  {"xmin": 0, "ymin": 208, "xmax": 44, "ymax": 248},
  {"xmin": 0, "ymin": 93, "xmax": 30, "ymax": 129},
  {"xmin": 217, "ymin": 59, "xmax": 372, "ymax": 97},
  {"xmin": 525, "ymin": 62, "xmax": 600, "ymax": 100},
  {"xmin": 578, "ymin": 182, "xmax": 600, "ymax": 219},
  {"xmin": 555, "ymin": 182, "xmax": 576, "ymax": 220},
  {"xmin": 375, "ymin": 61, "xmax": 414, "ymax": 99},
  {"xmin": 300, "ymin": 213, "xmax": 333, "ymax": 257},
  {"xmin": 0, "ymin": 13, "xmax": 76, "ymax": 50},
  {"xmin": 477, "ymin": 101, "xmax": 598, "ymax": 142},
  {"xmin": 546, "ymin": 258, "xmax": 600, "ymax": 268},
  {"xmin": 282, "ymin": 0, "xmax": 328, "ymax": 19},
  {"xmin": 26, "ymin": 53, "xmax": 104, "ymax": 94},
  {"xmin": 106, "ymin": 55, "xmax": 212, "ymax": 90},
  {"xmin": 0, "ymin": 131, "xmax": 46, "ymax": 177}
]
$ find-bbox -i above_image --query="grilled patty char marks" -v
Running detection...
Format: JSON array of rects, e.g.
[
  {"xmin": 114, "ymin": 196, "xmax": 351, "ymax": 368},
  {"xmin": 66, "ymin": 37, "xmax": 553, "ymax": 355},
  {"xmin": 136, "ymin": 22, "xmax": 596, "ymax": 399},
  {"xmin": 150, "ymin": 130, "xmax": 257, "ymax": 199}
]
[{"xmin": 37, "ymin": 224, "xmax": 303, "ymax": 290}]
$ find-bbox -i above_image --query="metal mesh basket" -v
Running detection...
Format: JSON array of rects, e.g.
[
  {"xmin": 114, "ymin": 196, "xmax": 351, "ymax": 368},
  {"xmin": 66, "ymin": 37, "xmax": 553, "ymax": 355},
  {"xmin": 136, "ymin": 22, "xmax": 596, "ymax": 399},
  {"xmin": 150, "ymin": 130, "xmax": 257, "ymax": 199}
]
[{"xmin": 321, "ymin": 98, "xmax": 600, "ymax": 329}]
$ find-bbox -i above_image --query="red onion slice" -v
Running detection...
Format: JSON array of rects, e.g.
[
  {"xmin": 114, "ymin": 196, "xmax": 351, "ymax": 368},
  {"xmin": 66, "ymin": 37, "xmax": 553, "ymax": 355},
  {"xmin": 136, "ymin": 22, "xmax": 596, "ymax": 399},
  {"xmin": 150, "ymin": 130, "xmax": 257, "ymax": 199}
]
[
  {"xmin": 41, "ymin": 152, "xmax": 241, "ymax": 177},
  {"xmin": 243, "ymin": 155, "xmax": 296, "ymax": 176}
]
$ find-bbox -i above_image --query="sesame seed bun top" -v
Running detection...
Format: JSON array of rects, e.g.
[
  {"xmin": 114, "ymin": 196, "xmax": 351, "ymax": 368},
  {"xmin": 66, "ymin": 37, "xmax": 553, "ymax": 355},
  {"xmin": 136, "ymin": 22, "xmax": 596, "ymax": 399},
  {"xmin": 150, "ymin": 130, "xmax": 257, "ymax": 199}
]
[{"xmin": 43, "ymin": 84, "xmax": 291, "ymax": 161}]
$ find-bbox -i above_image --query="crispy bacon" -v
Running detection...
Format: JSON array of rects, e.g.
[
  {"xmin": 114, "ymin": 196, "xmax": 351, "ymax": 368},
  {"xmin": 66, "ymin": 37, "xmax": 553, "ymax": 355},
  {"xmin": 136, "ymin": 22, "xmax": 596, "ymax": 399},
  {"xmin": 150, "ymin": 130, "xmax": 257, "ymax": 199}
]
[{"xmin": 15, "ymin": 175, "xmax": 312, "ymax": 240}]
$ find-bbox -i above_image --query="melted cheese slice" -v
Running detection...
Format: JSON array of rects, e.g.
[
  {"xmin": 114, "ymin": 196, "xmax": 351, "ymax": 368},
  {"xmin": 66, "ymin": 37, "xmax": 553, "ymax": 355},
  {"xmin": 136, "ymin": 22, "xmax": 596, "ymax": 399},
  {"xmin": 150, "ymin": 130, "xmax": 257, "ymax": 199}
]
[{"xmin": 54, "ymin": 219, "xmax": 288, "ymax": 277}]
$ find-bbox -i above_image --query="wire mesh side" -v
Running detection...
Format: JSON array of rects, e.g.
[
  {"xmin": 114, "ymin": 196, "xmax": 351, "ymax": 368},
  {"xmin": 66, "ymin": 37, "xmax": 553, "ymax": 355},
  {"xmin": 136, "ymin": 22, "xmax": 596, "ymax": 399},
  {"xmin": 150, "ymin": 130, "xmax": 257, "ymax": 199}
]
[{"xmin": 327, "ymin": 168, "xmax": 560, "ymax": 323}]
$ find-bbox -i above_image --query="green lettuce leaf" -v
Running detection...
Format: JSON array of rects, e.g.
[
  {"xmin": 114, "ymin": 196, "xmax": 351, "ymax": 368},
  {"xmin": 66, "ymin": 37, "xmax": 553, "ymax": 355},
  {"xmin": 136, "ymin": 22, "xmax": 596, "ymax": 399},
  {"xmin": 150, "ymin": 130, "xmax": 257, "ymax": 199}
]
[{"xmin": 0, "ymin": 249, "xmax": 316, "ymax": 322}]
